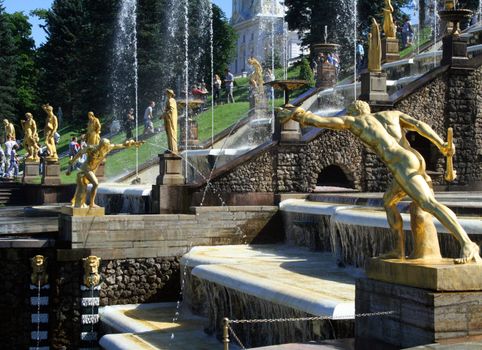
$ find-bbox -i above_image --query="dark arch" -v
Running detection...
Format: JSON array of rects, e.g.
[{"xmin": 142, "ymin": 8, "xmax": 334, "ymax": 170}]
[
  {"xmin": 316, "ymin": 165, "xmax": 354, "ymax": 188},
  {"xmin": 406, "ymin": 132, "xmax": 437, "ymax": 171}
]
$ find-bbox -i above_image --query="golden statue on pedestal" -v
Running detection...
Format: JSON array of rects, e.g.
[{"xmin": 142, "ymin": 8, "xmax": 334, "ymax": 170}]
[
  {"xmin": 21, "ymin": 113, "xmax": 40, "ymax": 162},
  {"xmin": 368, "ymin": 18, "xmax": 382, "ymax": 72},
  {"xmin": 277, "ymin": 101, "xmax": 481, "ymax": 264},
  {"xmin": 68, "ymin": 138, "xmax": 143, "ymax": 208},
  {"xmin": 83, "ymin": 256, "xmax": 101, "ymax": 288},
  {"xmin": 86, "ymin": 111, "xmax": 101, "ymax": 146},
  {"xmin": 3, "ymin": 118, "xmax": 16, "ymax": 141},
  {"xmin": 247, "ymin": 56, "xmax": 264, "ymax": 93},
  {"xmin": 161, "ymin": 89, "xmax": 178, "ymax": 154},
  {"xmin": 42, "ymin": 104, "xmax": 58, "ymax": 161},
  {"xmin": 31, "ymin": 255, "xmax": 48, "ymax": 286},
  {"xmin": 383, "ymin": 0, "xmax": 397, "ymax": 39}
]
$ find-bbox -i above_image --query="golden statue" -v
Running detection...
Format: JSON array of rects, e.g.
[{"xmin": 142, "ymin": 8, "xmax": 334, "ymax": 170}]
[
  {"xmin": 383, "ymin": 0, "xmax": 397, "ymax": 39},
  {"xmin": 68, "ymin": 138, "xmax": 143, "ymax": 208},
  {"xmin": 368, "ymin": 18, "xmax": 382, "ymax": 72},
  {"xmin": 3, "ymin": 119, "xmax": 16, "ymax": 141},
  {"xmin": 31, "ymin": 255, "xmax": 48, "ymax": 286},
  {"xmin": 161, "ymin": 89, "xmax": 178, "ymax": 154},
  {"xmin": 277, "ymin": 101, "xmax": 481, "ymax": 265},
  {"xmin": 83, "ymin": 256, "xmax": 101, "ymax": 288},
  {"xmin": 247, "ymin": 56, "xmax": 264, "ymax": 94},
  {"xmin": 86, "ymin": 111, "xmax": 101, "ymax": 146},
  {"xmin": 21, "ymin": 113, "xmax": 40, "ymax": 162},
  {"xmin": 42, "ymin": 104, "xmax": 59, "ymax": 161}
]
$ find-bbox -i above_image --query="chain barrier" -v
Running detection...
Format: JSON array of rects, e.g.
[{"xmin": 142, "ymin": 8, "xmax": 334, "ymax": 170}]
[{"xmin": 223, "ymin": 310, "xmax": 395, "ymax": 349}]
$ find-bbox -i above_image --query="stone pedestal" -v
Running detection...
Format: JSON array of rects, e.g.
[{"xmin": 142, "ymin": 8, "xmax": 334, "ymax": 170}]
[
  {"xmin": 22, "ymin": 161, "xmax": 40, "ymax": 184},
  {"xmin": 382, "ymin": 37, "xmax": 400, "ymax": 63},
  {"xmin": 156, "ymin": 152, "xmax": 184, "ymax": 186},
  {"xmin": 179, "ymin": 117, "xmax": 199, "ymax": 149},
  {"xmin": 356, "ymin": 259, "xmax": 482, "ymax": 349},
  {"xmin": 42, "ymin": 160, "xmax": 61, "ymax": 185},
  {"xmin": 360, "ymin": 71, "xmax": 389, "ymax": 102},
  {"xmin": 150, "ymin": 184, "xmax": 191, "ymax": 214},
  {"xmin": 441, "ymin": 35, "xmax": 469, "ymax": 67},
  {"xmin": 278, "ymin": 119, "xmax": 301, "ymax": 143},
  {"xmin": 61, "ymin": 205, "xmax": 105, "ymax": 217}
]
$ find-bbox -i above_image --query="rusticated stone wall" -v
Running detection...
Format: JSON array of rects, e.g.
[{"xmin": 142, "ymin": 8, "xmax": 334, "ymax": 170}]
[{"xmin": 205, "ymin": 63, "xmax": 481, "ymax": 194}]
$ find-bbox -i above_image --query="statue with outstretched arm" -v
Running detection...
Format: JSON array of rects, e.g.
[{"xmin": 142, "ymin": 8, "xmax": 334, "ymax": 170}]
[
  {"xmin": 277, "ymin": 101, "xmax": 481, "ymax": 264},
  {"xmin": 68, "ymin": 138, "xmax": 143, "ymax": 208}
]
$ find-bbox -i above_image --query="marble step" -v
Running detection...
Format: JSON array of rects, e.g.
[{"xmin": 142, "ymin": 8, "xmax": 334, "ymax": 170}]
[{"xmin": 99, "ymin": 303, "xmax": 237, "ymax": 350}]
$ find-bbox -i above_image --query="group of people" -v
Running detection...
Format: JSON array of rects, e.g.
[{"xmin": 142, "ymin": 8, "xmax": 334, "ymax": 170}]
[
  {"xmin": 213, "ymin": 70, "xmax": 235, "ymax": 104},
  {"xmin": 311, "ymin": 52, "xmax": 341, "ymax": 77},
  {"xmin": 0, "ymin": 135, "xmax": 19, "ymax": 179}
]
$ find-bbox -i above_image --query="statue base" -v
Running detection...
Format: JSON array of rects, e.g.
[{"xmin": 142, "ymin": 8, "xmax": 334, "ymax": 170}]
[
  {"xmin": 156, "ymin": 152, "xmax": 185, "ymax": 185},
  {"xmin": 42, "ymin": 160, "xmax": 61, "ymax": 185},
  {"xmin": 277, "ymin": 119, "xmax": 301, "ymax": 143},
  {"xmin": 360, "ymin": 71, "xmax": 389, "ymax": 103},
  {"xmin": 179, "ymin": 118, "xmax": 199, "ymax": 148},
  {"xmin": 22, "ymin": 160, "xmax": 40, "ymax": 184},
  {"xmin": 150, "ymin": 184, "xmax": 191, "ymax": 214},
  {"xmin": 382, "ymin": 37, "xmax": 400, "ymax": 63},
  {"xmin": 441, "ymin": 35, "xmax": 469, "ymax": 67},
  {"xmin": 356, "ymin": 275, "xmax": 482, "ymax": 349},
  {"xmin": 61, "ymin": 205, "xmax": 105, "ymax": 217},
  {"xmin": 366, "ymin": 258, "xmax": 482, "ymax": 291}
]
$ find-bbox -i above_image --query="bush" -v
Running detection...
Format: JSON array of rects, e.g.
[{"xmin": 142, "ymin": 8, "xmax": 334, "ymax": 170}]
[{"xmin": 298, "ymin": 57, "xmax": 315, "ymax": 87}]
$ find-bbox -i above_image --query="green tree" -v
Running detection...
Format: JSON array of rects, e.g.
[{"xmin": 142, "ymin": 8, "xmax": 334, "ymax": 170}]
[
  {"xmin": 298, "ymin": 57, "xmax": 315, "ymax": 87},
  {"xmin": 6, "ymin": 11, "xmax": 39, "ymax": 116},
  {"xmin": 0, "ymin": 1, "xmax": 17, "ymax": 118}
]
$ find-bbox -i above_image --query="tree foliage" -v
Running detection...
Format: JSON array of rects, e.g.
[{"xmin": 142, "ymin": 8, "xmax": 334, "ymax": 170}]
[{"xmin": 298, "ymin": 57, "xmax": 315, "ymax": 87}]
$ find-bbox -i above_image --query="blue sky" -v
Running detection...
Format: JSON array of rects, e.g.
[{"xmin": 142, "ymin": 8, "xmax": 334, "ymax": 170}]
[{"xmin": 3, "ymin": 0, "xmax": 233, "ymax": 47}]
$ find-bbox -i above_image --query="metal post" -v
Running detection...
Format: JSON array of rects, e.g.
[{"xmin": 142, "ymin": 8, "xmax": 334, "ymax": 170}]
[{"xmin": 223, "ymin": 317, "xmax": 230, "ymax": 350}]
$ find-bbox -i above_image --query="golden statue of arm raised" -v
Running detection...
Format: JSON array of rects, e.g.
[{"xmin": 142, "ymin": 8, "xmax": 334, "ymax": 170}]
[
  {"xmin": 68, "ymin": 138, "xmax": 144, "ymax": 208},
  {"xmin": 277, "ymin": 101, "xmax": 481, "ymax": 264}
]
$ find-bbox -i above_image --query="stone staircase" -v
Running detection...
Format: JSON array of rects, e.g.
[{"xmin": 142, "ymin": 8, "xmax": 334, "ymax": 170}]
[{"xmin": 0, "ymin": 183, "xmax": 23, "ymax": 206}]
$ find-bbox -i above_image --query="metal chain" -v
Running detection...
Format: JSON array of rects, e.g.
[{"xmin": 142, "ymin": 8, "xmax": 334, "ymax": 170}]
[
  {"xmin": 229, "ymin": 310, "xmax": 395, "ymax": 325},
  {"xmin": 228, "ymin": 324, "xmax": 247, "ymax": 349}
]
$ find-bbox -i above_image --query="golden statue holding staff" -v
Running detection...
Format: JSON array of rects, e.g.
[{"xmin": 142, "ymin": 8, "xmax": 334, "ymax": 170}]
[
  {"xmin": 383, "ymin": 0, "xmax": 397, "ymax": 39},
  {"xmin": 86, "ymin": 111, "xmax": 101, "ymax": 146},
  {"xmin": 161, "ymin": 89, "xmax": 178, "ymax": 154},
  {"xmin": 21, "ymin": 113, "xmax": 40, "ymax": 162},
  {"xmin": 42, "ymin": 103, "xmax": 58, "ymax": 161},
  {"xmin": 368, "ymin": 18, "xmax": 382, "ymax": 72},
  {"xmin": 68, "ymin": 138, "xmax": 143, "ymax": 208},
  {"xmin": 3, "ymin": 118, "xmax": 16, "ymax": 141},
  {"xmin": 277, "ymin": 101, "xmax": 481, "ymax": 264}
]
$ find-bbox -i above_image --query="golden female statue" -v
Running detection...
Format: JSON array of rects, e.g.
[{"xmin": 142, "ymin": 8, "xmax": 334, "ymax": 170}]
[
  {"xmin": 277, "ymin": 101, "xmax": 481, "ymax": 264},
  {"xmin": 368, "ymin": 18, "xmax": 382, "ymax": 72},
  {"xmin": 86, "ymin": 111, "xmax": 101, "ymax": 146},
  {"xmin": 3, "ymin": 119, "xmax": 15, "ymax": 141},
  {"xmin": 383, "ymin": 0, "xmax": 397, "ymax": 39},
  {"xmin": 247, "ymin": 56, "xmax": 264, "ymax": 94},
  {"xmin": 68, "ymin": 138, "xmax": 143, "ymax": 208},
  {"xmin": 161, "ymin": 89, "xmax": 178, "ymax": 153},
  {"xmin": 21, "ymin": 113, "xmax": 40, "ymax": 162},
  {"xmin": 42, "ymin": 104, "xmax": 58, "ymax": 161}
]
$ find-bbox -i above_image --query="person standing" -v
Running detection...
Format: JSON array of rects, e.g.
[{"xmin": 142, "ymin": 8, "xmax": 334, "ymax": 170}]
[
  {"xmin": 402, "ymin": 17, "xmax": 414, "ymax": 48},
  {"xmin": 143, "ymin": 101, "xmax": 155, "ymax": 135},
  {"xmin": 213, "ymin": 74, "xmax": 222, "ymax": 105},
  {"xmin": 125, "ymin": 108, "xmax": 135, "ymax": 140},
  {"xmin": 6, "ymin": 144, "xmax": 19, "ymax": 178},
  {"xmin": 264, "ymin": 68, "xmax": 275, "ymax": 99},
  {"xmin": 224, "ymin": 68, "xmax": 235, "ymax": 103},
  {"xmin": 0, "ymin": 145, "xmax": 5, "ymax": 177},
  {"xmin": 4, "ymin": 135, "xmax": 16, "ymax": 172},
  {"xmin": 160, "ymin": 89, "xmax": 178, "ymax": 154},
  {"xmin": 68, "ymin": 136, "xmax": 80, "ymax": 172},
  {"xmin": 356, "ymin": 41, "xmax": 365, "ymax": 71}
]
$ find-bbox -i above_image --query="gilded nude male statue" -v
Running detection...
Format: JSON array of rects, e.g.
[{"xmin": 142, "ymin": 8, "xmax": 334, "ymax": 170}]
[
  {"xmin": 3, "ymin": 119, "xmax": 15, "ymax": 141},
  {"xmin": 42, "ymin": 104, "xmax": 59, "ymax": 161},
  {"xmin": 21, "ymin": 113, "xmax": 40, "ymax": 162},
  {"xmin": 68, "ymin": 138, "xmax": 143, "ymax": 208},
  {"xmin": 277, "ymin": 101, "xmax": 481, "ymax": 264},
  {"xmin": 247, "ymin": 56, "xmax": 264, "ymax": 93}
]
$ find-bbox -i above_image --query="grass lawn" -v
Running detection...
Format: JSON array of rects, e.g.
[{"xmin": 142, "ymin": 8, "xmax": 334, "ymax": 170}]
[{"xmin": 20, "ymin": 64, "xmax": 305, "ymax": 183}]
